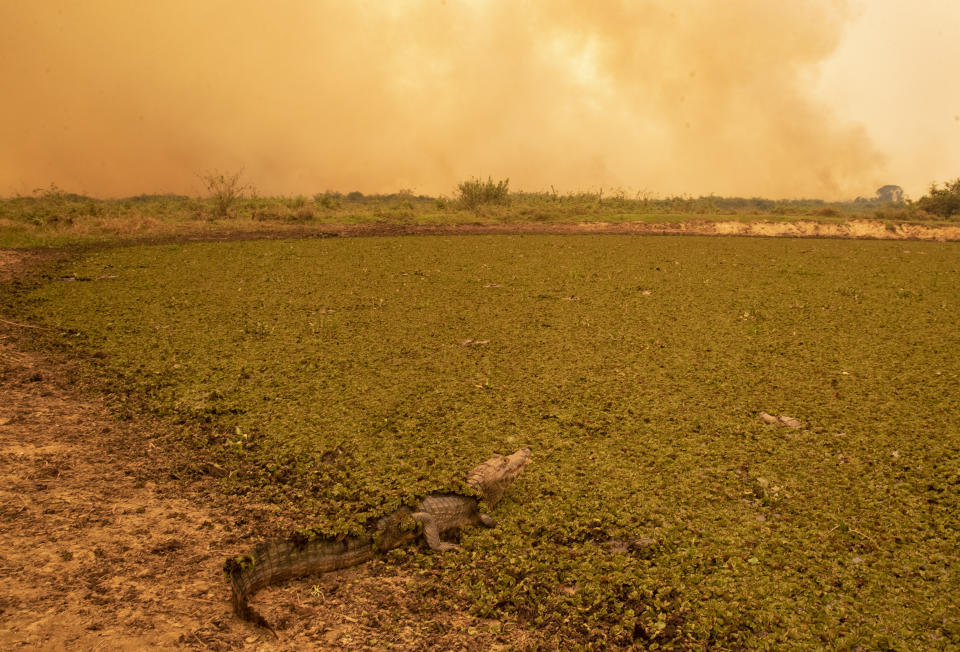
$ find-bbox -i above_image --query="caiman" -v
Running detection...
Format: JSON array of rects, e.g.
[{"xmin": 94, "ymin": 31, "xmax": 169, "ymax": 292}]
[{"xmin": 223, "ymin": 448, "xmax": 530, "ymax": 631}]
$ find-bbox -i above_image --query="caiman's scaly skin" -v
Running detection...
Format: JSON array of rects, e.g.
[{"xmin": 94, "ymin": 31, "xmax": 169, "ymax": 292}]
[{"xmin": 224, "ymin": 448, "xmax": 530, "ymax": 631}]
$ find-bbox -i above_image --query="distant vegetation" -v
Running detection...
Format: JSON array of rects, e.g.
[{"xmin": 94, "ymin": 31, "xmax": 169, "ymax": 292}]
[
  {"xmin": 916, "ymin": 178, "xmax": 960, "ymax": 218},
  {"xmin": 1, "ymin": 176, "xmax": 957, "ymax": 247}
]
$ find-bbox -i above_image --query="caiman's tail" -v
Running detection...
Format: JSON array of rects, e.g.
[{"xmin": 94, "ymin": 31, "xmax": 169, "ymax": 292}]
[
  {"xmin": 223, "ymin": 535, "xmax": 377, "ymax": 633},
  {"xmin": 223, "ymin": 550, "xmax": 277, "ymax": 635}
]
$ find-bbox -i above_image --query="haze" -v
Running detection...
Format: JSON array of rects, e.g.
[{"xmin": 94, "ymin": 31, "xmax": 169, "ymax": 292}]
[{"xmin": 2, "ymin": 0, "xmax": 958, "ymax": 200}]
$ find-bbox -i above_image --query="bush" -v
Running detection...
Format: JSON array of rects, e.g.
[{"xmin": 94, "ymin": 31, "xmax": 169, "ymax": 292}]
[
  {"xmin": 292, "ymin": 205, "xmax": 315, "ymax": 222},
  {"xmin": 314, "ymin": 191, "xmax": 342, "ymax": 210},
  {"xmin": 200, "ymin": 170, "xmax": 251, "ymax": 218},
  {"xmin": 916, "ymin": 178, "xmax": 960, "ymax": 218},
  {"xmin": 456, "ymin": 177, "xmax": 510, "ymax": 208}
]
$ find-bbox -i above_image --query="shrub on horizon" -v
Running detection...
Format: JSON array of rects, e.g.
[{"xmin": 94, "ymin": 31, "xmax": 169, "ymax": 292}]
[
  {"xmin": 200, "ymin": 170, "xmax": 251, "ymax": 218},
  {"xmin": 456, "ymin": 177, "xmax": 510, "ymax": 209},
  {"xmin": 314, "ymin": 191, "xmax": 342, "ymax": 210}
]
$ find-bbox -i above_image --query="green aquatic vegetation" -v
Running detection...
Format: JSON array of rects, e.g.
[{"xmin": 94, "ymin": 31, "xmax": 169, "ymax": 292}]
[{"xmin": 17, "ymin": 235, "xmax": 960, "ymax": 647}]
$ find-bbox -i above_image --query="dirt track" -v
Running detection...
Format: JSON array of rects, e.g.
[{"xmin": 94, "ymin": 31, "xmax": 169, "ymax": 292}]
[
  {"xmin": 0, "ymin": 248, "xmax": 261, "ymax": 649},
  {"xmin": 0, "ymin": 340, "xmax": 246, "ymax": 649}
]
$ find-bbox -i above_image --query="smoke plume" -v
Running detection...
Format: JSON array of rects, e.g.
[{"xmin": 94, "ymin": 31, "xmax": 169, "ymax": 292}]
[{"xmin": 1, "ymin": 0, "xmax": 886, "ymax": 198}]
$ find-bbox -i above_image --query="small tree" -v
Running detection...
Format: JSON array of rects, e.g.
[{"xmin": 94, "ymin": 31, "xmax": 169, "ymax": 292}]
[
  {"xmin": 200, "ymin": 170, "xmax": 251, "ymax": 218},
  {"xmin": 916, "ymin": 178, "xmax": 960, "ymax": 218},
  {"xmin": 875, "ymin": 185, "xmax": 904, "ymax": 203}
]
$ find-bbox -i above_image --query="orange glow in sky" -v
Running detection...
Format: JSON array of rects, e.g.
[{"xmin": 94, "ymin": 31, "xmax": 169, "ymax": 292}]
[{"xmin": 1, "ymin": 1, "xmax": 957, "ymax": 199}]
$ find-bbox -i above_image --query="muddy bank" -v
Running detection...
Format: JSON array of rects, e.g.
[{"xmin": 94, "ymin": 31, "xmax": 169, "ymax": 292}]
[{"xmin": 307, "ymin": 218, "xmax": 960, "ymax": 241}]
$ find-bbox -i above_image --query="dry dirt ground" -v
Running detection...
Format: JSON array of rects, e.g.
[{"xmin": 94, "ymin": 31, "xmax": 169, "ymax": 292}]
[{"xmin": 0, "ymin": 248, "xmax": 531, "ymax": 651}]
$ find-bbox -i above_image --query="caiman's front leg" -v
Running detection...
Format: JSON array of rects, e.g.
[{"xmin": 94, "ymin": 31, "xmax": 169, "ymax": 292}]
[
  {"xmin": 410, "ymin": 512, "xmax": 461, "ymax": 552},
  {"xmin": 479, "ymin": 514, "xmax": 496, "ymax": 528}
]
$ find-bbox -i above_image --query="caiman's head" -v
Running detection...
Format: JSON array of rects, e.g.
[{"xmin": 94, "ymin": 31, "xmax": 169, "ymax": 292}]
[{"xmin": 466, "ymin": 448, "xmax": 531, "ymax": 508}]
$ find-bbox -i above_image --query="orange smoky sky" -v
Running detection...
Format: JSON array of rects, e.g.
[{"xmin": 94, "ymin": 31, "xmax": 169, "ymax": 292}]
[{"xmin": 1, "ymin": 0, "xmax": 956, "ymax": 199}]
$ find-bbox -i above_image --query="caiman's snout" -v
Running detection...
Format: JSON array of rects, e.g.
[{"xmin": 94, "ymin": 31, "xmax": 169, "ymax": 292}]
[
  {"xmin": 508, "ymin": 447, "xmax": 531, "ymax": 473},
  {"xmin": 466, "ymin": 447, "xmax": 531, "ymax": 508}
]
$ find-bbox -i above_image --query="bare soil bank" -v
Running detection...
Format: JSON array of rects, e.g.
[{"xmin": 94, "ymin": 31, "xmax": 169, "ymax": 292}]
[{"xmin": 312, "ymin": 218, "xmax": 960, "ymax": 241}]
